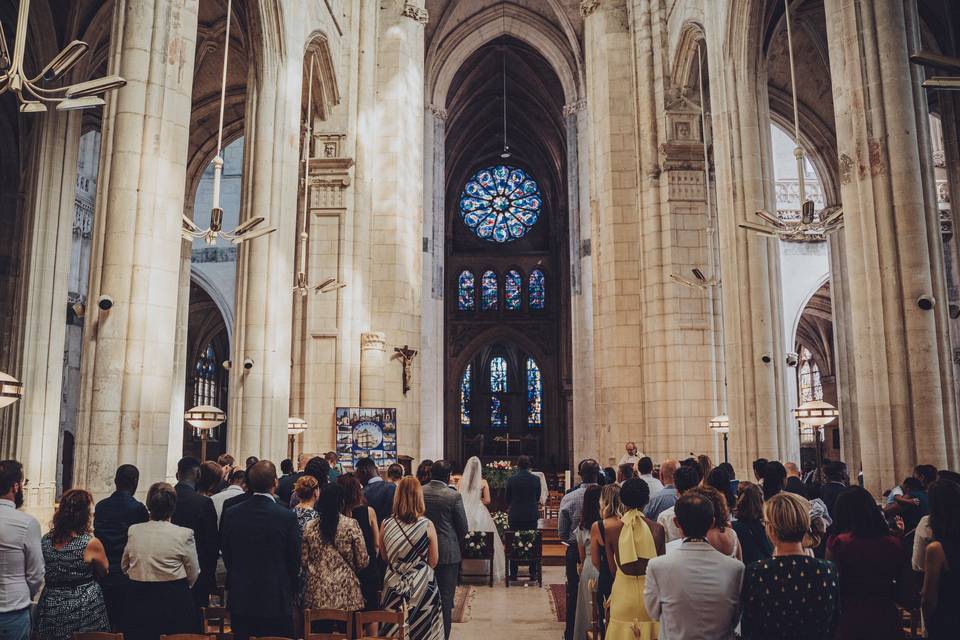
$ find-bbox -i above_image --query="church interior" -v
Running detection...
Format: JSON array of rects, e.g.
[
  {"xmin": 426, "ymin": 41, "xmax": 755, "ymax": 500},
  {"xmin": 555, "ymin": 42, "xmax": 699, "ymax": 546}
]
[{"xmin": 0, "ymin": 0, "xmax": 959, "ymax": 524}]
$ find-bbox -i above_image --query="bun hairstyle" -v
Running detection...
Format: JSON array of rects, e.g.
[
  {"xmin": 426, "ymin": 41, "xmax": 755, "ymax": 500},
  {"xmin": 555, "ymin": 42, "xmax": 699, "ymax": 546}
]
[
  {"xmin": 294, "ymin": 474, "xmax": 320, "ymax": 501},
  {"xmin": 764, "ymin": 492, "xmax": 820, "ymax": 549}
]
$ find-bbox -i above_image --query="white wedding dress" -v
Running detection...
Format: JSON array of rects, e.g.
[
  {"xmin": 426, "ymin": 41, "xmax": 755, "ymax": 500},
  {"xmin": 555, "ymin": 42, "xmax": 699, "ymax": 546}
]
[{"xmin": 459, "ymin": 456, "xmax": 505, "ymax": 583}]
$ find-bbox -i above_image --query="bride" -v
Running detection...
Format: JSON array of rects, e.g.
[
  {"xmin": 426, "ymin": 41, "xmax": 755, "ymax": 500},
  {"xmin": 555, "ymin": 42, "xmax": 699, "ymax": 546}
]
[{"xmin": 459, "ymin": 456, "xmax": 505, "ymax": 583}]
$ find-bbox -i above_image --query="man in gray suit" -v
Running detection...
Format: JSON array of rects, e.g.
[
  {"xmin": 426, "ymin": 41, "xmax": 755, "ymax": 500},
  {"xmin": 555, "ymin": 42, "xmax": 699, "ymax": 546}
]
[
  {"xmin": 421, "ymin": 459, "xmax": 469, "ymax": 639},
  {"xmin": 644, "ymin": 492, "xmax": 744, "ymax": 640}
]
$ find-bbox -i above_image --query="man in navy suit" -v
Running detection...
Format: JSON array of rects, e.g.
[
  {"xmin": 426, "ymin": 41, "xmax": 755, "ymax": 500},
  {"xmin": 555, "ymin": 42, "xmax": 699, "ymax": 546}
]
[
  {"xmin": 171, "ymin": 457, "xmax": 219, "ymax": 611},
  {"xmin": 94, "ymin": 464, "xmax": 149, "ymax": 628},
  {"xmin": 220, "ymin": 460, "xmax": 300, "ymax": 640},
  {"xmin": 358, "ymin": 457, "xmax": 396, "ymax": 524},
  {"xmin": 505, "ymin": 455, "xmax": 543, "ymax": 579}
]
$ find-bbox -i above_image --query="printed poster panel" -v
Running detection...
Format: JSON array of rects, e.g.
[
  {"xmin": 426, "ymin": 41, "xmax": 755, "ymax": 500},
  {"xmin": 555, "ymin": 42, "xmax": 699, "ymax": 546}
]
[{"xmin": 335, "ymin": 407, "xmax": 397, "ymax": 470}]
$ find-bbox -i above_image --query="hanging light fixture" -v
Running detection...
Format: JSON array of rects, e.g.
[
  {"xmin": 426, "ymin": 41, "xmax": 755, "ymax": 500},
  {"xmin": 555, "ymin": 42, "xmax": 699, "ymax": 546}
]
[
  {"xmin": 292, "ymin": 55, "xmax": 346, "ymax": 297},
  {"xmin": 0, "ymin": 0, "xmax": 126, "ymax": 112},
  {"xmin": 0, "ymin": 371, "xmax": 23, "ymax": 408},
  {"xmin": 499, "ymin": 1, "xmax": 511, "ymax": 159},
  {"xmin": 181, "ymin": 0, "xmax": 276, "ymax": 245},
  {"xmin": 739, "ymin": 0, "xmax": 843, "ymax": 242}
]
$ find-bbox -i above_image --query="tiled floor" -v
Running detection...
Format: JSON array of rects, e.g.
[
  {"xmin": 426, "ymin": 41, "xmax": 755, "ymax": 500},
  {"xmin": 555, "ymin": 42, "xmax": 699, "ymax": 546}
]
[{"xmin": 454, "ymin": 566, "xmax": 565, "ymax": 639}]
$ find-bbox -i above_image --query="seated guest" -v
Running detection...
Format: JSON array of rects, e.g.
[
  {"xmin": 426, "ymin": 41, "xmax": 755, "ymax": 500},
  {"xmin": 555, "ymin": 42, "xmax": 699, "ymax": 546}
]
[
  {"xmin": 380, "ymin": 477, "xmax": 444, "ymax": 640},
  {"xmin": 740, "ymin": 492, "xmax": 838, "ymax": 640},
  {"xmin": 572, "ymin": 486, "xmax": 602, "ymax": 640},
  {"xmin": 602, "ymin": 479, "xmax": 665, "ymax": 640},
  {"xmin": 300, "ymin": 483, "xmax": 369, "ymax": 612},
  {"xmin": 761, "ymin": 460, "xmax": 787, "ymax": 501},
  {"xmin": 505, "ymin": 454, "xmax": 542, "ymax": 579},
  {"xmin": 417, "ymin": 459, "xmax": 434, "ymax": 486},
  {"xmin": 784, "ymin": 461, "xmax": 806, "ymax": 496},
  {"xmin": 644, "ymin": 492, "xmax": 743, "ymax": 640},
  {"xmin": 656, "ymin": 465, "xmax": 701, "ymax": 543},
  {"xmin": 358, "ymin": 457, "xmax": 395, "ymax": 524},
  {"xmin": 220, "ymin": 461, "xmax": 300, "ymax": 640},
  {"xmin": 590, "ymin": 484, "xmax": 623, "ymax": 608},
  {"xmin": 731, "ymin": 481, "xmax": 772, "ymax": 564},
  {"xmin": 690, "ymin": 485, "xmax": 742, "ymax": 560},
  {"xmin": 616, "ymin": 462, "xmax": 636, "ymax": 484},
  {"xmin": 94, "ymin": 464, "xmax": 149, "ymax": 628},
  {"xmin": 827, "ymin": 486, "xmax": 910, "ymax": 640},
  {"xmin": 197, "ymin": 461, "xmax": 222, "ymax": 496},
  {"xmin": 338, "ymin": 474, "xmax": 381, "ymax": 610},
  {"xmin": 211, "ymin": 468, "xmax": 245, "ymax": 523},
  {"xmin": 644, "ymin": 459, "xmax": 679, "ymax": 521},
  {"xmin": 171, "ymin": 457, "xmax": 218, "ymax": 608},
  {"xmin": 921, "ymin": 479, "xmax": 960, "ymax": 639},
  {"xmin": 637, "ymin": 457, "xmax": 663, "ymax": 495},
  {"xmin": 37, "ymin": 490, "xmax": 110, "ymax": 640},
  {"xmin": 122, "ymin": 483, "xmax": 200, "ymax": 640}
]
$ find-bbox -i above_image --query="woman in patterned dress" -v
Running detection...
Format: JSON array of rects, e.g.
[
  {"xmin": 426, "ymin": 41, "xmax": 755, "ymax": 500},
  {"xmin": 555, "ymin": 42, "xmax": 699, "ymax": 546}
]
[
  {"xmin": 300, "ymin": 483, "xmax": 369, "ymax": 611},
  {"xmin": 36, "ymin": 489, "xmax": 110, "ymax": 640},
  {"xmin": 380, "ymin": 476, "xmax": 444, "ymax": 640}
]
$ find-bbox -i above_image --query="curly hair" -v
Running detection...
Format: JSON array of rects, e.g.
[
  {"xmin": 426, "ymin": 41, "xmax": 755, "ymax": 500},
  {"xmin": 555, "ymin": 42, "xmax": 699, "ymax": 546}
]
[{"xmin": 50, "ymin": 489, "xmax": 93, "ymax": 544}]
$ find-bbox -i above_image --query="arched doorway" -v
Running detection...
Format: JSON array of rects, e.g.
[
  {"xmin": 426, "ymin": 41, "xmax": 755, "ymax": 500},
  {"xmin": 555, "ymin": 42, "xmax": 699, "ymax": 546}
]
[{"xmin": 184, "ymin": 280, "xmax": 230, "ymax": 461}]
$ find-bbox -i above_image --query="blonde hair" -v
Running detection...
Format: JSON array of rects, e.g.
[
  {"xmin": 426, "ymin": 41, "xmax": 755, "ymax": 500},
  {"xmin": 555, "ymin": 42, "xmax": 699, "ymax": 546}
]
[
  {"xmin": 764, "ymin": 492, "xmax": 819, "ymax": 548},
  {"xmin": 599, "ymin": 484, "xmax": 623, "ymax": 519},
  {"xmin": 392, "ymin": 476, "xmax": 425, "ymax": 524}
]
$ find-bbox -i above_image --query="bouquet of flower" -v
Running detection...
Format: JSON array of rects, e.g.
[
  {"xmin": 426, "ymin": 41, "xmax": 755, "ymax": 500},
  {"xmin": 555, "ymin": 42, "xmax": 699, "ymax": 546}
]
[
  {"xmin": 511, "ymin": 530, "xmax": 538, "ymax": 560},
  {"xmin": 488, "ymin": 460, "xmax": 513, "ymax": 470},
  {"xmin": 483, "ymin": 460, "xmax": 516, "ymax": 490},
  {"xmin": 491, "ymin": 511, "xmax": 509, "ymax": 539},
  {"xmin": 463, "ymin": 531, "xmax": 489, "ymax": 558}
]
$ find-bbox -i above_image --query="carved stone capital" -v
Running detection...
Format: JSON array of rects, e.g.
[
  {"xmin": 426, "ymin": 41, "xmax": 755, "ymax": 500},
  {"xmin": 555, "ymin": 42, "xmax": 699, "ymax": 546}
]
[
  {"xmin": 562, "ymin": 100, "xmax": 586, "ymax": 116},
  {"xmin": 361, "ymin": 332, "xmax": 386, "ymax": 352},
  {"xmin": 402, "ymin": 2, "xmax": 429, "ymax": 24},
  {"xmin": 580, "ymin": 0, "xmax": 601, "ymax": 17},
  {"xmin": 428, "ymin": 103, "xmax": 448, "ymax": 120}
]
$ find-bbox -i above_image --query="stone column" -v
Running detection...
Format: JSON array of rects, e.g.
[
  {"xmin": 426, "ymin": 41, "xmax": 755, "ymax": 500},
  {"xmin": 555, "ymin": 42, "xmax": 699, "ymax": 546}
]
[
  {"xmin": 75, "ymin": 0, "xmax": 199, "ymax": 497},
  {"xmin": 582, "ymin": 0, "xmax": 644, "ymax": 460},
  {"xmin": 360, "ymin": 332, "xmax": 387, "ymax": 407},
  {"xmin": 704, "ymin": 1, "xmax": 790, "ymax": 474},
  {"xmin": 229, "ymin": 42, "xmax": 302, "ymax": 463},
  {"xmin": 825, "ymin": 0, "xmax": 959, "ymax": 492},
  {"xmin": 19, "ymin": 110, "xmax": 81, "ymax": 515},
  {"xmin": 369, "ymin": 0, "xmax": 426, "ymax": 456}
]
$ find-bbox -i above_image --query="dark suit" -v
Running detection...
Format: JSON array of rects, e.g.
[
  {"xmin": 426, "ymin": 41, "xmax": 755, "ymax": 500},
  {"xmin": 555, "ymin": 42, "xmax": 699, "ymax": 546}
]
[
  {"xmin": 821, "ymin": 481, "xmax": 847, "ymax": 516},
  {"xmin": 220, "ymin": 494, "xmax": 300, "ymax": 640},
  {"xmin": 506, "ymin": 469, "xmax": 542, "ymax": 579},
  {"xmin": 94, "ymin": 490, "xmax": 149, "ymax": 628},
  {"xmin": 364, "ymin": 478, "xmax": 397, "ymax": 524},
  {"xmin": 784, "ymin": 476, "xmax": 806, "ymax": 497},
  {"xmin": 171, "ymin": 482, "xmax": 219, "ymax": 609},
  {"xmin": 423, "ymin": 480, "xmax": 468, "ymax": 639},
  {"xmin": 276, "ymin": 471, "xmax": 303, "ymax": 508}
]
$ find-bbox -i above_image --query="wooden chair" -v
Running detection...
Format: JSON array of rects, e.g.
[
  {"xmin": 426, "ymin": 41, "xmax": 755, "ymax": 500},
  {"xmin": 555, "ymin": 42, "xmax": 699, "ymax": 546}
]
[
  {"xmin": 459, "ymin": 530, "xmax": 496, "ymax": 586},
  {"xmin": 200, "ymin": 607, "xmax": 230, "ymax": 635},
  {"xmin": 159, "ymin": 635, "xmax": 214, "ymax": 640},
  {"xmin": 503, "ymin": 529, "xmax": 543, "ymax": 588},
  {"xmin": 354, "ymin": 609, "xmax": 406, "ymax": 639},
  {"xmin": 250, "ymin": 637, "xmax": 294, "ymax": 640},
  {"xmin": 73, "ymin": 634, "xmax": 123, "ymax": 640},
  {"xmin": 303, "ymin": 609, "xmax": 353, "ymax": 640}
]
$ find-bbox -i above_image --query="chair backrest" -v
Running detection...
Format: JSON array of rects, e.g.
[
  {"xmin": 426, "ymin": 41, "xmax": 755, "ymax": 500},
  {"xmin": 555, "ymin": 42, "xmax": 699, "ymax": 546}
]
[
  {"xmin": 159, "ymin": 635, "xmax": 215, "ymax": 640},
  {"xmin": 504, "ymin": 529, "xmax": 542, "ymax": 560},
  {"xmin": 355, "ymin": 608, "xmax": 405, "ymax": 639},
  {"xmin": 73, "ymin": 634, "xmax": 123, "ymax": 640},
  {"xmin": 250, "ymin": 637, "xmax": 294, "ymax": 640},
  {"xmin": 304, "ymin": 609, "xmax": 353, "ymax": 640},
  {"xmin": 201, "ymin": 607, "xmax": 230, "ymax": 633}
]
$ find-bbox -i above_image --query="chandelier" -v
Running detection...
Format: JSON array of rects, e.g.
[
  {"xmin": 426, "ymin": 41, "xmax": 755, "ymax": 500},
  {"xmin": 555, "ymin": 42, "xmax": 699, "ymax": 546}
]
[
  {"xmin": 739, "ymin": 0, "xmax": 843, "ymax": 242},
  {"xmin": 181, "ymin": 0, "xmax": 275, "ymax": 245},
  {"xmin": 0, "ymin": 0, "xmax": 126, "ymax": 112}
]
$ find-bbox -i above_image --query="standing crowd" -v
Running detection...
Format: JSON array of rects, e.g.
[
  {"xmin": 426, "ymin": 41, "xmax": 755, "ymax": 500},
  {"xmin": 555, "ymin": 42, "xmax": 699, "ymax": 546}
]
[
  {"xmin": 560, "ymin": 443, "xmax": 960, "ymax": 640},
  {"xmin": 0, "ymin": 453, "xmax": 479, "ymax": 640}
]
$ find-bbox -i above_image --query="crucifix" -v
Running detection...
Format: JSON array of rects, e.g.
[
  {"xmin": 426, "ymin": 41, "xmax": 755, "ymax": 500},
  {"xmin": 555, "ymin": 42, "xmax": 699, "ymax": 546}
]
[{"xmin": 394, "ymin": 345, "xmax": 418, "ymax": 396}]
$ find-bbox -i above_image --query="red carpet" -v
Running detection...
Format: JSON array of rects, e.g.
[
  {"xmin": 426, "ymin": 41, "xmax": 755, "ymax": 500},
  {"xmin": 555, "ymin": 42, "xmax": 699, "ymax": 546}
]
[{"xmin": 548, "ymin": 583, "xmax": 566, "ymax": 623}]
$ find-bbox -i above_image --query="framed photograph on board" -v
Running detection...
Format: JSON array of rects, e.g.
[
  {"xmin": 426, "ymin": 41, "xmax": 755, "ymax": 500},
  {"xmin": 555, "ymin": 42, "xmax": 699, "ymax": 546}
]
[{"xmin": 335, "ymin": 407, "xmax": 398, "ymax": 470}]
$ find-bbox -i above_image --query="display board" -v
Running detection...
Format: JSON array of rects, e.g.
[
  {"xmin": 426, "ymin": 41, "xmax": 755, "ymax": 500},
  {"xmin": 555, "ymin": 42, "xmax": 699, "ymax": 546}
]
[{"xmin": 335, "ymin": 407, "xmax": 398, "ymax": 469}]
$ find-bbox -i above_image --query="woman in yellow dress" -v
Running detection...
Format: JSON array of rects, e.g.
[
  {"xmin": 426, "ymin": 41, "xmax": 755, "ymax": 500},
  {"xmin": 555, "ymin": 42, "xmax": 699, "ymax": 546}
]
[{"xmin": 601, "ymin": 478, "xmax": 665, "ymax": 640}]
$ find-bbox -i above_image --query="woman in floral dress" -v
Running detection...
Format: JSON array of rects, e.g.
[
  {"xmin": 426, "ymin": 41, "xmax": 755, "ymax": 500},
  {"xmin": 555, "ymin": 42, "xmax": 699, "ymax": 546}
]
[
  {"xmin": 380, "ymin": 477, "xmax": 444, "ymax": 640},
  {"xmin": 36, "ymin": 490, "xmax": 110, "ymax": 640},
  {"xmin": 300, "ymin": 482, "xmax": 369, "ymax": 612}
]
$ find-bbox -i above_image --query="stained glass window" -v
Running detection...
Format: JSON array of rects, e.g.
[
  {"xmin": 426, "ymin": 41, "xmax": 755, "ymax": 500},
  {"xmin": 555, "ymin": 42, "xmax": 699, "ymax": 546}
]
[
  {"xmin": 526, "ymin": 357, "xmax": 542, "ymax": 428},
  {"xmin": 505, "ymin": 270, "xmax": 522, "ymax": 310},
  {"xmin": 798, "ymin": 347, "xmax": 823, "ymax": 403},
  {"xmin": 460, "ymin": 364, "xmax": 472, "ymax": 427},
  {"xmin": 529, "ymin": 269, "xmax": 545, "ymax": 310},
  {"xmin": 481, "ymin": 270, "xmax": 498, "ymax": 310},
  {"xmin": 458, "ymin": 270, "xmax": 475, "ymax": 311},
  {"xmin": 193, "ymin": 344, "xmax": 218, "ymax": 406},
  {"xmin": 459, "ymin": 165, "xmax": 542, "ymax": 242},
  {"xmin": 490, "ymin": 356, "xmax": 508, "ymax": 392},
  {"xmin": 490, "ymin": 396, "xmax": 507, "ymax": 428}
]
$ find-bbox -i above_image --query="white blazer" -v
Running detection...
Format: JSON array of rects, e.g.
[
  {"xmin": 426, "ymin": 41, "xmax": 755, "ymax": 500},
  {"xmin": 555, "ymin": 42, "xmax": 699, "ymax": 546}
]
[
  {"xmin": 122, "ymin": 520, "xmax": 200, "ymax": 586},
  {"xmin": 643, "ymin": 540, "xmax": 744, "ymax": 640}
]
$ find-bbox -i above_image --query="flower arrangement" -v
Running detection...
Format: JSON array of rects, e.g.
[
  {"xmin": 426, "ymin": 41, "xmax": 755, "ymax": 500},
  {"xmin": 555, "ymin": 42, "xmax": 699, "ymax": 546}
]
[
  {"xmin": 491, "ymin": 511, "xmax": 509, "ymax": 539},
  {"xmin": 463, "ymin": 531, "xmax": 489, "ymax": 558},
  {"xmin": 511, "ymin": 530, "xmax": 539, "ymax": 560},
  {"xmin": 482, "ymin": 460, "xmax": 516, "ymax": 490},
  {"xmin": 488, "ymin": 460, "xmax": 513, "ymax": 470}
]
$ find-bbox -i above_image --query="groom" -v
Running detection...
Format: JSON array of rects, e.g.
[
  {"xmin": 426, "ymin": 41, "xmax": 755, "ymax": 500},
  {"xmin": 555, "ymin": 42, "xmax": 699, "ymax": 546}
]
[{"xmin": 422, "ymin": 459, "xmax": 469, "ymax": 639}]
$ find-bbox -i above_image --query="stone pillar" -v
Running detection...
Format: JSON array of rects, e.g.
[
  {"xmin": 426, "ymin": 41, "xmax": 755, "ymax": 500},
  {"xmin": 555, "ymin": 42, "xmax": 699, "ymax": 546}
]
[
  {"xmin": 360, "ymin": 332, "xmax": 387, "ymax": 407},
  {"xmin": 582, "ymin": 0, "xmax": 644, "ymax": 460},
  {"xmin": 75, "ymin": 0, "xmax": 199, "ymax": 497},
  {"xmin": 825, "ymin": 0, "xmax": 959, "ymax": 492},
  {"xmin": 370, "ymin": 0, "xmax": 426, "ymax": 456},
  {"xmin": 229, "ymin": 42, "xmax": 302, "ymax": 463},
  {"xmin": 704, "ymin": 1, "xmax": 790, "ymax": 474},
  {"xmin": 19, "ymin": 111, "xmax": 81, "ymax": 515}
]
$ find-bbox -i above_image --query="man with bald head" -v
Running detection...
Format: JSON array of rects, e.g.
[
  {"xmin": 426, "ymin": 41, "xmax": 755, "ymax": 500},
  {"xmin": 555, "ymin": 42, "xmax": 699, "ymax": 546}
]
[
  {"xmin": 784, "ymin": 461, "xmax": 806, "ymax": 496},
  {"xmin": 644, "ymin": 459, "xmax": 679, "ymax": 520}
]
